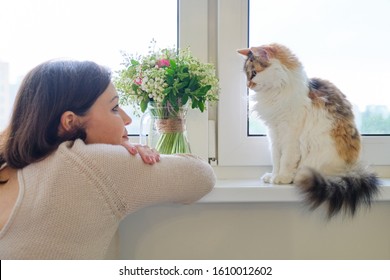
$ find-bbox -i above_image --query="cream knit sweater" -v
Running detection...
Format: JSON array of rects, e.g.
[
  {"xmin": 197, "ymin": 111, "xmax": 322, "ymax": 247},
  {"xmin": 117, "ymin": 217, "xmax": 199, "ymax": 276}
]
[{"xmin": 0, "ymin": 140, "xmax": 215, "ymax": 259}]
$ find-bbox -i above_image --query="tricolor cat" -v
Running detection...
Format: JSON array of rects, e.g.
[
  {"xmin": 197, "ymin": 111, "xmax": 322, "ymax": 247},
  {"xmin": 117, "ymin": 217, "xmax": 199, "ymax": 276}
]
[{"xmin": 238, "ymin": 43, "xmax": 379, "ymax": 218}]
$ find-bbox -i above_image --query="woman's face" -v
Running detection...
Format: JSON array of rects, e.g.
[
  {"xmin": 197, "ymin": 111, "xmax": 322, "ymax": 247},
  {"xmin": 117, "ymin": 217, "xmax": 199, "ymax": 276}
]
[{"xmin": 81, "ymin": 82, "xmax": 132, "ymax": 145}]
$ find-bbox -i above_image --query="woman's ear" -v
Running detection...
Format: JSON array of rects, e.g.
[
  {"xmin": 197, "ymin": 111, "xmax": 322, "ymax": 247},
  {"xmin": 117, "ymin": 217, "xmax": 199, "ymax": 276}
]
[{"xmin": 58, "ymin": 111, "xmax": 79, "ymax": 136}]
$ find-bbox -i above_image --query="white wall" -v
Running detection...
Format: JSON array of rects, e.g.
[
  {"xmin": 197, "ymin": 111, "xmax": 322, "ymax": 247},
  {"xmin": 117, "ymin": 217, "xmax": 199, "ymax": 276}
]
[{"xmin": 118, "ymin": 201, "xmax": 390, "ymax": 259}]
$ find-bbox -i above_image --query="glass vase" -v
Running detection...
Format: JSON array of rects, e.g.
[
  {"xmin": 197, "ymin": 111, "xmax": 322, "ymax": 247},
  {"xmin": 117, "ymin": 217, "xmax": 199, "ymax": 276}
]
[{"xmin": 140, "ymin": 102, "xmax": 191, "ymax": 154}]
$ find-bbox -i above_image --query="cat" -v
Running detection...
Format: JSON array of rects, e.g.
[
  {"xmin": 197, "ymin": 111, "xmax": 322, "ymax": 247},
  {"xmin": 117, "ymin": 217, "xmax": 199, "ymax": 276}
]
[{"xmin": 237, "ymin": 43, "xmax": 379, "ymax": 218}]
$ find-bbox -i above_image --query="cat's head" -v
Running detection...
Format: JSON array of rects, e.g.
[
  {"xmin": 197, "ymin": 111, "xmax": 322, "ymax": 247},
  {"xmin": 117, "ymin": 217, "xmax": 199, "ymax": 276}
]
[{"xmin": 237, "ymin": 43, "xmax": 302, "ymax": 91}]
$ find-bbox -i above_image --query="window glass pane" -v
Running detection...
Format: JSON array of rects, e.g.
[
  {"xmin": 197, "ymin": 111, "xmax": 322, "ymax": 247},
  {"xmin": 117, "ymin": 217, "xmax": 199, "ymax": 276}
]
[
  {"xmin": 248, "ymin": 0, "xmax": 390, "ymax": 135},
  {"xmin": 0, "ymin": 0, "xmax": 177, "ymax": 134}
]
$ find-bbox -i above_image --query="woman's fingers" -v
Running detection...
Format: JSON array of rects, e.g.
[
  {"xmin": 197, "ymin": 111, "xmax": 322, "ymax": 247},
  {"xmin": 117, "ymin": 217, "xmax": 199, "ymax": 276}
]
[{"xmin": 121, "ymin": 142, "xmax": 160, "ymax": 165}]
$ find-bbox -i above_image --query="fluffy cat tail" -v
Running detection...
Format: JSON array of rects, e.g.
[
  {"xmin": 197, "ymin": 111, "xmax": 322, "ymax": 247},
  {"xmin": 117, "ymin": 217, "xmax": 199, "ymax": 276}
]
[{"xmin": 294, "ymin": 166, "xmax": 380, "ymax": 218}]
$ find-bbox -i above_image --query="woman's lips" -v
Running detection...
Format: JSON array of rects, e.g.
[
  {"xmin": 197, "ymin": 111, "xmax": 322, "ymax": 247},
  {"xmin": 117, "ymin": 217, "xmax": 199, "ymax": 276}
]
[{"xmin": 122, "ymin": 129, "xmax": 129, "ymax": 141}]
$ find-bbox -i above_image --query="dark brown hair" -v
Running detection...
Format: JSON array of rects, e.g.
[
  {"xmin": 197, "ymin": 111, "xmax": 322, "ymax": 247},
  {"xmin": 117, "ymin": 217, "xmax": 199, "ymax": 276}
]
[{"xmin": 0, "ymin": 60, "xmax": 111, "ymax": 169}]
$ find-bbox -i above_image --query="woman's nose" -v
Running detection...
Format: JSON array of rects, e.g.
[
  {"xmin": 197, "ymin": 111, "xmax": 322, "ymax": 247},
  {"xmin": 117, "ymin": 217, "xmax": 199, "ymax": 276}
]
[{"xmin": 119, "ymin": 107, "xmax": 132, "ymax": 126}]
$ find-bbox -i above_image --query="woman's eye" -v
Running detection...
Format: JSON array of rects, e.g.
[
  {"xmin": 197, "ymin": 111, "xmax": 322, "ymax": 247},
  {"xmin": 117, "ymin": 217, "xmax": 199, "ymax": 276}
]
[{"xmin": 112, "ymin": 104, "xmax": 119, "ymax": 112}]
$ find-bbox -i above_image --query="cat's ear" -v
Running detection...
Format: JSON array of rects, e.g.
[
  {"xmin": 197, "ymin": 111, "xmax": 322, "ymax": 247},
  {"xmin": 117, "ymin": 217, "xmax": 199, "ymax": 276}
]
[
  {"xmin": 251, "ymin": 47, "xmax": 269, "ymax": 62},
  {"xmin": 237, "ymin": 48, "xmax": 251, "ymax": 57}
]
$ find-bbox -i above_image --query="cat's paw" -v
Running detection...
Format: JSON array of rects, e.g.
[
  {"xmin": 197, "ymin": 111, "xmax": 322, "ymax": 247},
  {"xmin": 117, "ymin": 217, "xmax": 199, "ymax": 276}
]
[
  {"xmin": 272, "ymin": 174, "xmax": 294, "ymax": 184},
  {"xmin": 261, "ymin": 173, "xmax": 273, "ymax": 183},
  {"xmin": 262, "ymin": 173, "xmax": 294, "ymax": 184}
]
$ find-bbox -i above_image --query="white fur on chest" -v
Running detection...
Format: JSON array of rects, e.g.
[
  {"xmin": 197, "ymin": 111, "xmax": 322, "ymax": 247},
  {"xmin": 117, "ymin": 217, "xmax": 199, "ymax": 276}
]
[{"xmin": 250, "ymin": 60, "xmax": 345, "ymax": 181}]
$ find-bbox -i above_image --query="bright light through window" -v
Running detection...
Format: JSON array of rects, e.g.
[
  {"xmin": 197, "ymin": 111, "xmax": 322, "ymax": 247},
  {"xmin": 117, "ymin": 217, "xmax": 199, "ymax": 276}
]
[
  {"xmin": 248, "ymin": 0, "xmax": 390, "ymax": 135},
  {"xmin": 0, "ymin": 0, "xmax": 177, "ymax": 134}
]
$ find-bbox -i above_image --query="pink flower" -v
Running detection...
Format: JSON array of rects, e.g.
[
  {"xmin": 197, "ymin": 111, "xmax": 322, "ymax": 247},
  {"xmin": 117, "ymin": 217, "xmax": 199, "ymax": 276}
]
[
  {"xmin": 134, "ymin": 77, "xmax": 142, "ymax": 85},
  {"xmin": 157, "ymin": 59, "xmax": 170, "ymax": 68}
]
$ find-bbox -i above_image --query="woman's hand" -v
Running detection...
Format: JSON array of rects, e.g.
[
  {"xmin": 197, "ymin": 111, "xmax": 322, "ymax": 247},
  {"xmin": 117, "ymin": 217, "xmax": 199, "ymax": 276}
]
[{"xmin": 121, "ymin": 141, "xmax": 160, "ymax": 165}]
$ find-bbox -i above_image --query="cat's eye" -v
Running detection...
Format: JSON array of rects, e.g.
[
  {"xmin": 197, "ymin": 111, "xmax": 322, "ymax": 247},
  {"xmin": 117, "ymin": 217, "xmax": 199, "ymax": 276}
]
[{"xmin": 251, "ymin": 70, "xmax": 257, "ymax": 79}]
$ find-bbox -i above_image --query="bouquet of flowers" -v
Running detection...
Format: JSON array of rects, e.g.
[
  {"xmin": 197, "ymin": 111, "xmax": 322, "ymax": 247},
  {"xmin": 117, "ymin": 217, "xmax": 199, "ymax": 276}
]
[
  {"xmin": 114, "ymin": 42, "xmax": 219, "ymax": 154},
  {"xmin": 114, "ymin": 43, "xmax": 219, "ymax": 114}
]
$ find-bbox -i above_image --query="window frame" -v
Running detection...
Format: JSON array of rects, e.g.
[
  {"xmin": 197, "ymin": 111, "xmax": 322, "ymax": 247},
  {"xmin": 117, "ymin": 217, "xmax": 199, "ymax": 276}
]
[
  {"xmin": 217, "ymin": 0, "xmax": 390, "ymax": 167},
  {"xmin": 128, "ymin": 0, "xmax": 210, "ymax": 160}
]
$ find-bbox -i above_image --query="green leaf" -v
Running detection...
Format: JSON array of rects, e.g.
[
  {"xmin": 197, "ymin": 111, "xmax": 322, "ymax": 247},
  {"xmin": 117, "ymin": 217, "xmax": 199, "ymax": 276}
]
[
  {"xmin": 177, "ymin": 81, "xmax": 188, "ymax": 90},
  {"xmin": 169, "ymin": 59, "xmax": 176, "ymax": 69},
  {"xmin": 181, "ymin": 94, "xmax": 189, "ymax": 105},
  {"xmin": 198, "ymin": 101, "xmax": 205, "ymax": 112},
  {"xmin": 191, "ymin": 99, "xmax": 198, "ymax": 109},
  {"xmin": 181, "ymin": 65, "xmax": 189, "ymax": 73},
  {"xmin": 171, "ymin": 86, "xmax": 178, "ymax": 96},
  {"xmin": 163, "ymin": 87, "xmax": 172, "ymax": 95},
  {"xmin": 169, "ymin": 95, "xmax": 179, "ymax": 111},
  {"xmin": 200, "ymin": 85, "xmax": 211, "ymax": 94},
  {"xmin": 166, "ymin": 68, "xmax": 175, "ymax": 76},
  {"xmin": 178, "ymin": 72, "xmax": 189, "ymax": 80},
  {"xmin": 140, "ymin": 98, "xmax": 148, "ymax": 113},
  {"xmin": 131, "ymin": 84, "xmax": 139, "ymax": 92},
  {"xmin": 130, "ymin": 59, "xmax": 139, "ymax": 66},
  {"xmin": 194, "ymin": 85, "xmax": 211, "ymax": 96},
  {"xmin": 188, "ymin": 77, "xmax": 197, "ymax": 89},
  {"xmin": 166, "ymin": 75, "xmax": 174, "ymax": 86}
]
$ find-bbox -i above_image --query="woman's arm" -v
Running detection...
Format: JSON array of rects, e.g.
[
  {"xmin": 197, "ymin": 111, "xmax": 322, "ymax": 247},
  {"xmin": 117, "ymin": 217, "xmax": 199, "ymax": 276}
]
[{"xmin": 68, "ymin": 140, "xmax": 215, "ymax": 218}]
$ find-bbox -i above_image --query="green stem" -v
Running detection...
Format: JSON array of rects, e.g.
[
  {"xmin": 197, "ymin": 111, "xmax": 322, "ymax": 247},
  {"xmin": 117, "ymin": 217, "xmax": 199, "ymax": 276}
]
[{"xmin": 155, "ymin": 132, "xmax": 191, "ymax": 154}]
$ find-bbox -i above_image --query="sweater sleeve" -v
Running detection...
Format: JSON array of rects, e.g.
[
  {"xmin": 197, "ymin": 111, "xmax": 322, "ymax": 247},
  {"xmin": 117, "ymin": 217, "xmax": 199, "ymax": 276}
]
[{"xmin": 61, "ymin": 140, "xmax": 216, "ymax": 219}]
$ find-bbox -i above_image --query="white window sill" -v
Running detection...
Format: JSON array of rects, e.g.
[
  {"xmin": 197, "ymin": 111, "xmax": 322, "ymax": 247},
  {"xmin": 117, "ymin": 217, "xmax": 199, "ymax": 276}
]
[{"xmin": 199, "ymin": 178, "xmax": 390, "ymax": 203}]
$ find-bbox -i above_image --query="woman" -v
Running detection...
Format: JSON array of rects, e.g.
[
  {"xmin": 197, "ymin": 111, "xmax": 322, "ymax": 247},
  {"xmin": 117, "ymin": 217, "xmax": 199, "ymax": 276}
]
[{"xmin": 0, "ymin": 60, "xmax": 215, "ymax": 259}]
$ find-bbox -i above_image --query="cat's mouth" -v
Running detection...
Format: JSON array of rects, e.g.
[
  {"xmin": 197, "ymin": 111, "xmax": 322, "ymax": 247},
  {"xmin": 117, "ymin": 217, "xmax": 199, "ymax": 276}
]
[{"xmin": 247, "ymin": 80, "xmax": 256, "ymax": 89}]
